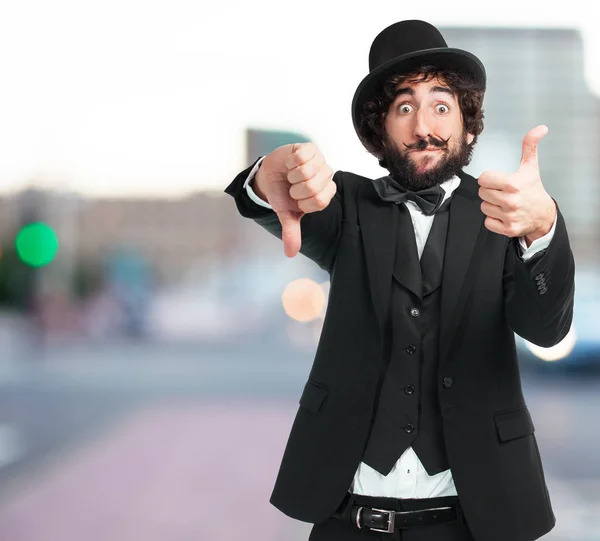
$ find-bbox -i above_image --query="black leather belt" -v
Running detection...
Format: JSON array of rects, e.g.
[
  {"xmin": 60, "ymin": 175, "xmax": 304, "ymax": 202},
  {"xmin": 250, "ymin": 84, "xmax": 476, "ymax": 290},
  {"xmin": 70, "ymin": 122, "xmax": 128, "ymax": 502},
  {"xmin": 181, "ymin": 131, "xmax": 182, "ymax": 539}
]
[{"xmin": 349, "ymin": 503, "xmax": 457, "ymax": 533}]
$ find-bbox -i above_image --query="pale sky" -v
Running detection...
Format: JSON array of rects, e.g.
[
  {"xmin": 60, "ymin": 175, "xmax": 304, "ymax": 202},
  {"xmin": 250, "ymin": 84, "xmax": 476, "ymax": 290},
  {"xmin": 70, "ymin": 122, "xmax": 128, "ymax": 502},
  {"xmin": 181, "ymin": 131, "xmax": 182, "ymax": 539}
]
[{"xmin": 0, "ymin": 0, "xmax": 598, "ymax": 197}]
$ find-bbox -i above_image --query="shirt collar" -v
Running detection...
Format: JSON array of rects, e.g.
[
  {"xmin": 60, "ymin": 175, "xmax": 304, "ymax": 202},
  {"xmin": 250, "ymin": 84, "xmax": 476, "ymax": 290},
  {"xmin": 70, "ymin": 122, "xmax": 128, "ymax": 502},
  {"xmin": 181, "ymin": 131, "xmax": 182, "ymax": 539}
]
[{"xmin": 440, "ymin": 175, "xmax": 461, "ymax": 204}]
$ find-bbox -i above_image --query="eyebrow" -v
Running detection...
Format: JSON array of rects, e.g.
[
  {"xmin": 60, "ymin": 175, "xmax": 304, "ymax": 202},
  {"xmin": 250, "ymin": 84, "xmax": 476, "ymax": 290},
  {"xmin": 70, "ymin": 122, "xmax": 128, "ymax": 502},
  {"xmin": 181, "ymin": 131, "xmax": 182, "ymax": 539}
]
[{"xmin": 393, "ymin": 86, "xmax": 455, "ymax": 101}]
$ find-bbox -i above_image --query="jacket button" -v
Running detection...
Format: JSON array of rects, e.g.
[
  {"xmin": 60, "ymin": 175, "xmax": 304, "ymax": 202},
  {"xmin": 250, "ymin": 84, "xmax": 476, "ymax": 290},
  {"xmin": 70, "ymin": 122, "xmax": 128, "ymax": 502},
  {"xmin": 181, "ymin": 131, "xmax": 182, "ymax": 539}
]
[
  {"xmin": 404, "ymin": 385, "xmax": 415, "ymax": 395},
  {"xmin": 442, "ymin": 377, "xmax": 453, "ymax": 389},
  {"xmin": 406, "ymin": 345, "xmax": 417, "ymax": 355},
  {"xmin": 410, "ymin": 308, "xmax": 420, "ymax": 317},
  {"xmin": 404, "ymin": 423, "xmax": 415, "ymax": 434}
]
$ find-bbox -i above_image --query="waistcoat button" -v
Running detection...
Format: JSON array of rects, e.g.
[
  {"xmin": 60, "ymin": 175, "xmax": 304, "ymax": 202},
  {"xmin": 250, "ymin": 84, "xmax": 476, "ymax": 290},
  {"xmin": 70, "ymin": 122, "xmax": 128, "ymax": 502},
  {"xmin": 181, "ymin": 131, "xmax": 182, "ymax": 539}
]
[
  {"xmin": 404, "ymin": 423, "xmax": 415, "ymax": 434},
  {"xmin": 410, "ymin": 308, "xmax": 420, "ymax": 317},
  {"xmin": 442, "ymin": 377, "xmax": 453, "ymax": 389},
  {"xmin": 404, "ymin": 385, "xmax": 415, "ymax": 395},
  {"xmin": 406, "ymin": 345, "xmax": 417, "ymax": 355}
]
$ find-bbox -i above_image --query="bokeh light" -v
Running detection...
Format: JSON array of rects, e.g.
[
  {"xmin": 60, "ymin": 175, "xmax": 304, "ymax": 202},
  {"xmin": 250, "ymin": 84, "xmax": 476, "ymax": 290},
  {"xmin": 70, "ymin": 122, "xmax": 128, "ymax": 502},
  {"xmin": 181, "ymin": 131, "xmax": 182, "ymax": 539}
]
[
  {"xmin": 281, "ymin": 278, "xmax": 326, "ymax": 322},
  {"xmin": 15, "ymin": 223, "xmax": 59, "ymax": 268},
  {"xmin": 525, "ymin": 324, "xmax": 577, "ymax": 362}
]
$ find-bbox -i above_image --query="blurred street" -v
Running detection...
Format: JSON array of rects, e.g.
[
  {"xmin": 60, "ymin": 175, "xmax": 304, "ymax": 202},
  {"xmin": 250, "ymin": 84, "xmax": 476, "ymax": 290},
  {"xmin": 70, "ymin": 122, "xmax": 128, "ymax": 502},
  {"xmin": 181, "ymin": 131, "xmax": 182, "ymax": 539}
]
[{"xmin": 0, "ymin": 341, "xmax": 597, "ymax": 541}]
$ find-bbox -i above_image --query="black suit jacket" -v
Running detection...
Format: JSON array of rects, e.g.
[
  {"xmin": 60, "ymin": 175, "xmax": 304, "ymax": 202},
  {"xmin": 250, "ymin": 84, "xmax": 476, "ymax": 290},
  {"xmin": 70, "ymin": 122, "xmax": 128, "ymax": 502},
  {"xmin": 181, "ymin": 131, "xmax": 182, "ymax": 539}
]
[{"xmin": 225, "ymin": 159, "xmax": 575, "ymax": 541}]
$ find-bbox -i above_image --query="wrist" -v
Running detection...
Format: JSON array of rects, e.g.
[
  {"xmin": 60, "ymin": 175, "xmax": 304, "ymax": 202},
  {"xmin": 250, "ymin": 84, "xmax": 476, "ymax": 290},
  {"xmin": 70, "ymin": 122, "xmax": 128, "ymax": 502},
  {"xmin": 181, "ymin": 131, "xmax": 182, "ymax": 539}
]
[
  {"xmin": 525, "ymin": 200, "xmax": 556, "ymax": 246},
  {"xmin": 252, "ymin": 164, "xmax": 269, "ymax": 201}
]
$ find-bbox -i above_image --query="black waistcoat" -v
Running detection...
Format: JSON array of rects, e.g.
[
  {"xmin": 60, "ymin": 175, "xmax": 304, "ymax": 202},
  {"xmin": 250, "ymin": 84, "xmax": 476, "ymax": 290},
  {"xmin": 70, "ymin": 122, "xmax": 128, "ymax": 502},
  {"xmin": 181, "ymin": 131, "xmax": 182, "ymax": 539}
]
[{"xmin": 361, "ymin": 202, "xmax": 450, "ymax": 477}]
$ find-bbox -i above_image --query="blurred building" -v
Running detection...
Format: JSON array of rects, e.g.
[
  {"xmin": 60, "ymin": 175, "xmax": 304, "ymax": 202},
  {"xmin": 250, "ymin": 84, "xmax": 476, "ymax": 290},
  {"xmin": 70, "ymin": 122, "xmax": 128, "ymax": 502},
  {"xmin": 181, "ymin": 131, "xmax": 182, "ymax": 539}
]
[
  {"xmin": 0, "ymin": 189, "xmax": 261, "ymax": 288},
  {"xmin": 76, "ymin": 192, "xmax": 242, "ymax": 284},
  {"xmin": 0, "ymin": 197, "xmax": 17, "ymax": 236}
]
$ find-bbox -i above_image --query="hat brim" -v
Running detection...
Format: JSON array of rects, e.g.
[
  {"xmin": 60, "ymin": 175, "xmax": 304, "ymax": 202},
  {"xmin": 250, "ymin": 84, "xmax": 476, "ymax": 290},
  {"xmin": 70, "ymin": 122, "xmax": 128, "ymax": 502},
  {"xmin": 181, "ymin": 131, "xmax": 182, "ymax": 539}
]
[{"xmin": 351, "ymin": 47, "xmax": 486, "ymax": 137}]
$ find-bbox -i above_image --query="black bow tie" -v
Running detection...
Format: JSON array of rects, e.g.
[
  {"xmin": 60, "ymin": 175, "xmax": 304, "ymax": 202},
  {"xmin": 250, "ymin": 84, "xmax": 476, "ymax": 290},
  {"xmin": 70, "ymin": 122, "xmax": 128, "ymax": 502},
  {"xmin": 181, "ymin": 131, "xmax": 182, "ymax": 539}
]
[{"xmin": 372, "ymin": 176, "xmax": 448, "ymax": 216}]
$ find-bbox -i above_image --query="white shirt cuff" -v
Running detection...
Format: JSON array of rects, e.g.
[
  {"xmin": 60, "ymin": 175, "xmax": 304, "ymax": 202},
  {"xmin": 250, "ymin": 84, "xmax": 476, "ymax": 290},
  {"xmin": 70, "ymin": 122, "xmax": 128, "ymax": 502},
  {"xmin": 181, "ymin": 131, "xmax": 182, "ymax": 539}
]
[
  {"xmin": 518, "ymin": 213, "xmax": 557, "ymax": 261},
  {"xmin": 243, "ymin": 156, "xmax": 273, "ymax": 209}
]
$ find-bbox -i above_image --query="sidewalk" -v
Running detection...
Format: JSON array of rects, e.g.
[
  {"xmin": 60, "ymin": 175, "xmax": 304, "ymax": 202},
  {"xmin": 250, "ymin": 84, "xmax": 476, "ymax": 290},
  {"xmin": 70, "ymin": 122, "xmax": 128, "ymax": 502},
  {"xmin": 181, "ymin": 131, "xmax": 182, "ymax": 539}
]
[
  {"xmin": 0, "ymin": 399, "xmax": 311, "ymax": 541},
  {"xmin": 0, "ymin": 395, "xmax": 596, "ymax": 541}
]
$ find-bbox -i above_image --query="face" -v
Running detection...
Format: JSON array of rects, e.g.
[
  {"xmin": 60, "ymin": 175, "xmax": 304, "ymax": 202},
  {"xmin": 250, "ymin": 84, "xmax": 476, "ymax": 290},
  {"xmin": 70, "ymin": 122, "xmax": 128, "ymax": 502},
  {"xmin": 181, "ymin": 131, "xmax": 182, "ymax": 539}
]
[{"xmin": 382, "ymin": 76, "xmax": 475, "ymax": 190}]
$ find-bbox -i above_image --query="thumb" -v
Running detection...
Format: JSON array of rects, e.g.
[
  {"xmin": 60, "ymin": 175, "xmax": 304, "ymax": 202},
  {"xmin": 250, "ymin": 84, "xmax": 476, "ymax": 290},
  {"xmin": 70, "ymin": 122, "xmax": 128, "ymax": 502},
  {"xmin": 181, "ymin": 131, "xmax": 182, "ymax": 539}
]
[
  {"xmin": 520, "ymin": 124, "xmax": 548, "ymax": 169},
  {"xmin": 277, "ymin": 209, "xmax": 304, "ymax": 258}
]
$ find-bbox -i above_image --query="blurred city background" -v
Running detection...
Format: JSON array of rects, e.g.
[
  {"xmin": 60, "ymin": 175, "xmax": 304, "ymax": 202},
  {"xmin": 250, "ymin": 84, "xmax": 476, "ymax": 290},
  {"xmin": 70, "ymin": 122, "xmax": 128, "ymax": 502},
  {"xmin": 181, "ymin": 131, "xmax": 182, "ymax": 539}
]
[{"xmin": 0, "ymin": 1, "xmax": 598, "ymax": 540}]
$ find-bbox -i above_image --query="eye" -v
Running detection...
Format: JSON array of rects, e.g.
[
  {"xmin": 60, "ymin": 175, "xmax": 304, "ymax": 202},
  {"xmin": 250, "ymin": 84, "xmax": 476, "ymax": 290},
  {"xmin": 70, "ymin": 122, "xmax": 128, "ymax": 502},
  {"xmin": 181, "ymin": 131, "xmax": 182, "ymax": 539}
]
[
  {"xmin": 436, "ymin": 104, "xmax": 449, "ymax": 114},
  {"xmin": 398, "ymin": 103, "xmax": 414, "ymax": 114}
]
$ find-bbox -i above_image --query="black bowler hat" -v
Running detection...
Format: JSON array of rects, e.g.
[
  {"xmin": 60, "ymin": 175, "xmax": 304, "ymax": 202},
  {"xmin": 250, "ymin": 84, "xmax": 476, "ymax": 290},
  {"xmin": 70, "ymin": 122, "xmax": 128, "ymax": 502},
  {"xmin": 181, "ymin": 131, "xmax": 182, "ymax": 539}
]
[{"xmin": 351, "ymin": 20, "xmax": 486, "ymax": 141}]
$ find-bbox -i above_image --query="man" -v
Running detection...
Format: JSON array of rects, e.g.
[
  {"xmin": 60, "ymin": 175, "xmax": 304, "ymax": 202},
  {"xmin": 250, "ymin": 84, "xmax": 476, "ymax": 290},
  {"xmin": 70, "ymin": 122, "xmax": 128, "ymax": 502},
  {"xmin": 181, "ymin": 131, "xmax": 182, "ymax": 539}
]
[{"xmin": 224, "ymin": 20, "xmax": 574, "ymax": 541}]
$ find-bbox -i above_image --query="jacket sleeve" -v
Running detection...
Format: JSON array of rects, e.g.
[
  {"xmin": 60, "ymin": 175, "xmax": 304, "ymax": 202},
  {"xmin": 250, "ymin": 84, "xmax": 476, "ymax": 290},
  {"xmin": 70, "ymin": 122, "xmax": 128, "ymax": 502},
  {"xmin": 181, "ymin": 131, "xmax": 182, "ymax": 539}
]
[
  {"xmin": 502, "ymin": 204, "xmax": 575, "ymax": 347},
  {"xmin": 224, "ymin": 158, "xmax": 344, "ymax": 273}
]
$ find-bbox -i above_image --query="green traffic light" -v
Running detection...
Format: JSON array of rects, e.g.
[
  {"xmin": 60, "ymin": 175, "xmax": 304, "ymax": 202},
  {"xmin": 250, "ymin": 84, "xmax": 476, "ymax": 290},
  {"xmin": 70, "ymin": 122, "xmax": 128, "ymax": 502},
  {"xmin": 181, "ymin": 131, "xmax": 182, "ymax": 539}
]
[{"xmin": 15, "ymin": 222, "xmax": 59, "ymax": 267}]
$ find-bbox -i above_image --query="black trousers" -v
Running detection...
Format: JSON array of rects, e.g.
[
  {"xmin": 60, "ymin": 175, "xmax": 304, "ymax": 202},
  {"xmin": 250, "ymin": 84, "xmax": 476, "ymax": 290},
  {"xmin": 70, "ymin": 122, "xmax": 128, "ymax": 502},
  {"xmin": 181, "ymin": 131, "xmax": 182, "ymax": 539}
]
[{"xmin": 308, "ymin": 494, "xmax": 475, "ymax": 541}]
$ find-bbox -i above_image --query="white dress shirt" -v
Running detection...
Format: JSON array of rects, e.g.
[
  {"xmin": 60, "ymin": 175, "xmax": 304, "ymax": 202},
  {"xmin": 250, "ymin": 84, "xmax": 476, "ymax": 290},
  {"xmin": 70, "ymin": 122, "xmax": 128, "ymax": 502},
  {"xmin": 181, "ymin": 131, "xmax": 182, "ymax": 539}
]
[{"xmin": 243, "ymin": 155, "xmax": 557, "ymax": 498}]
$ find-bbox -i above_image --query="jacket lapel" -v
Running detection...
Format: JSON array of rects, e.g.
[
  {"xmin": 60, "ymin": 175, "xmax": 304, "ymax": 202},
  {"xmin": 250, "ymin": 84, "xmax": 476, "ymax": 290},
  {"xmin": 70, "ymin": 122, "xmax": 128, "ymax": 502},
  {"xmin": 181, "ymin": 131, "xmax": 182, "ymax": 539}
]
[
  {"xmin": 439, "ymin": 171, "xmax": 485, "ymax": 362},
  {"xmin": 358, "ymin": 183, "xmax": 398, "ymax": 334},
  {"xmin": 392, "ymin": 205, "xmax": 422, "ymax": 301}
]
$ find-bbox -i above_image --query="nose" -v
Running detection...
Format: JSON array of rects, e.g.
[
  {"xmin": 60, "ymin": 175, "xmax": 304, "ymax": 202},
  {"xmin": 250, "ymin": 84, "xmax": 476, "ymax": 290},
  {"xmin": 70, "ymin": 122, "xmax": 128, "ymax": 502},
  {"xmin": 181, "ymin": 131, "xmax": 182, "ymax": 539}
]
[{"xmin": 413, "ymin": 108, "xmax": 434, "ymax": 140}]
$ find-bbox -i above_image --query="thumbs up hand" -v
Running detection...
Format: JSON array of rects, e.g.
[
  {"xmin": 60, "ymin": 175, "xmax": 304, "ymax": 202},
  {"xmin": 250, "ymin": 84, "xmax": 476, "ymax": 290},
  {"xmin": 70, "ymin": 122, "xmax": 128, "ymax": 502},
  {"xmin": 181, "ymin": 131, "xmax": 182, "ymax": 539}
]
[
  {"xmin": 478, "ymin": 125, "xmax": 557, "ymax": 245},
  {"xmin": 253, "ymin": 142, "xmax": 336, "ymax": 258}
]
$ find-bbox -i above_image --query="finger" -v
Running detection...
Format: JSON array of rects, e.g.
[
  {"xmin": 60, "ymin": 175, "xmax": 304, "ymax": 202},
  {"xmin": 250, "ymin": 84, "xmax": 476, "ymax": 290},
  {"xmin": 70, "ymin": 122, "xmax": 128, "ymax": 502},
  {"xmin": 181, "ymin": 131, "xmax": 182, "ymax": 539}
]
[
  {"xmin": 297, "ymin": 178, "xmax": 337, "ymax": 213},
  {"xmin": 480, "ymin": 201, "xmax": 506, "ymax": 221},
  {"xmin": 278, "ymin": 209, "xmax": 304, "ymax": 258},
  {"xmin": 477, "ymin": 171, "xmax": 511, "ymax": 191},
  {"xmin": 520, "ymin": 124, "xmax": 548, "ymax": 169},
  {"xmin": 289, "ymin": 165, "xmax": 334, "ymax": 200},
  {"xmin": 478, "ymin": 186, "xmax": 504, "ymax": 206},
  {"xmin": 483, "ymin": 216, "xmax": 508, "ymax": 236},
  {"xmin": 285, "ymin": 142, "xmax": 317, "ymax": 171},
  {"xmin": 479, "ymin": 187, "xmax": 519, "ymax": 211},
  {"xmin": 287, "ymin": 153, "xmax": 327, "ymax": 185}
]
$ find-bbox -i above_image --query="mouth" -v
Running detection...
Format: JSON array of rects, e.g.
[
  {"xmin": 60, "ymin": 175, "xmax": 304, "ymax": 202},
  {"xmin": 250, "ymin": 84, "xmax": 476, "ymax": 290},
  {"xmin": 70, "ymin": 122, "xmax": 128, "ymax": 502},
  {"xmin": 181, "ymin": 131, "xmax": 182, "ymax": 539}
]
[{"xmin": 411, "ymin": 147, "xmax": 443, "ymax": 153}]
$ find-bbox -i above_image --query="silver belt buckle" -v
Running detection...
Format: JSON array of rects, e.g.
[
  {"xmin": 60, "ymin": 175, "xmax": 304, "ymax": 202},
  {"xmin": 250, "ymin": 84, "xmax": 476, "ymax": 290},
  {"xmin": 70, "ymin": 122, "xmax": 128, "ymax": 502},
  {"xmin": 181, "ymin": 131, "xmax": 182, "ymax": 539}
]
[{"xmin": 370, "ymin": 508, "xmax": 396, "ymax": 534}]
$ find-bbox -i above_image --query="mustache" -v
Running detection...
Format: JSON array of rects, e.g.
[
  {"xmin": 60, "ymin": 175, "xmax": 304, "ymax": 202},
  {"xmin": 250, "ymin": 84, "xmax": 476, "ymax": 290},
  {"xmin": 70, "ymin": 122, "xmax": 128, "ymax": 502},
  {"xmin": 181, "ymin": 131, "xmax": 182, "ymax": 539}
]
[{"xmin": 403, "ymin": 136, "xmax": 451, "ymax": 151}]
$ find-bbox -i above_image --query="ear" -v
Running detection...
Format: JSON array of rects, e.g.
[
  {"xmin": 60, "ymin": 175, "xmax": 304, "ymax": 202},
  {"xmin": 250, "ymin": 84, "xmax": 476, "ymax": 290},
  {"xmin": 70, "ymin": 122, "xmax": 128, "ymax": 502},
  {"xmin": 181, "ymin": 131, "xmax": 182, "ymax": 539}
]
[{"xmin": 466, "ymin": 132, "xmax": 475, "ymax": 145}]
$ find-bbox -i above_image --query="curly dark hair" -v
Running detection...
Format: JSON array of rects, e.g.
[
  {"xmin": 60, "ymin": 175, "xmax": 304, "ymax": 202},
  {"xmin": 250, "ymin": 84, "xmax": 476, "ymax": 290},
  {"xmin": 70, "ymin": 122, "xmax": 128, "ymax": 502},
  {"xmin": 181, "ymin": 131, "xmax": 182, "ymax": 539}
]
[{"xmin": 357, "ymin": 65, "xmax": 485, "ymax": 168}]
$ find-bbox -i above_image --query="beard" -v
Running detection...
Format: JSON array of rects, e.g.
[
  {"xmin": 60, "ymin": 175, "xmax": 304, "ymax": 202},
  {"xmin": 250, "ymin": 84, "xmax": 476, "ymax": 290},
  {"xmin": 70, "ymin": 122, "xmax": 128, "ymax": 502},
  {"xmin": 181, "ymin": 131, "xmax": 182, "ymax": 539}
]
[{"xmin": 381, "ymin": 132, "xmax": 472, "ymax": 191}]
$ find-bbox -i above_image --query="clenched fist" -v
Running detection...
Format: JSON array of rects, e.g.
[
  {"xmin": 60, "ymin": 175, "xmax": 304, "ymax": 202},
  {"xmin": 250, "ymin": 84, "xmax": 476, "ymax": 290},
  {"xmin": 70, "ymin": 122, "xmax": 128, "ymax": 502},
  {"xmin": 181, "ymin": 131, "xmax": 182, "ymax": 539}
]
[
  {"xmin": 253, "ymin": 142, "xmax": 336, "ymax": 257},
  {"xmin": 478, "ymin": 124, "xmax": 557, "ymax": 246}
]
